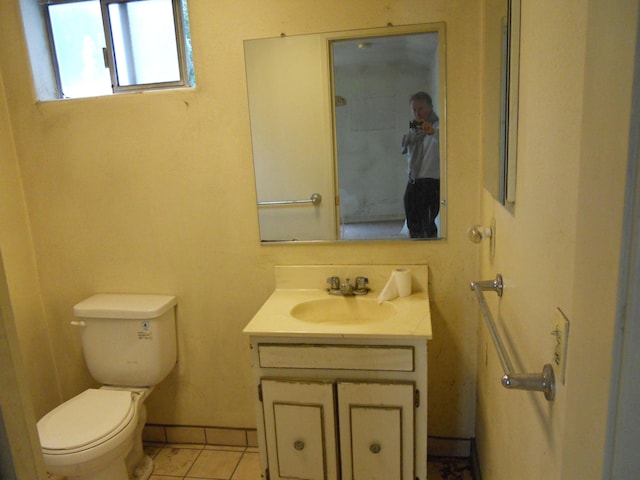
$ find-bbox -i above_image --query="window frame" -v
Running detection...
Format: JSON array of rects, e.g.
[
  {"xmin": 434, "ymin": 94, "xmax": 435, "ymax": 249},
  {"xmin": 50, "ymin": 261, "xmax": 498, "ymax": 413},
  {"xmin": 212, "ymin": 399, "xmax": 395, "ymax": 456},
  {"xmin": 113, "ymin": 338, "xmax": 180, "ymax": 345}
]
[{"xmin": 41, "ymin": 0, "xmax": 192, "ymax": 98}]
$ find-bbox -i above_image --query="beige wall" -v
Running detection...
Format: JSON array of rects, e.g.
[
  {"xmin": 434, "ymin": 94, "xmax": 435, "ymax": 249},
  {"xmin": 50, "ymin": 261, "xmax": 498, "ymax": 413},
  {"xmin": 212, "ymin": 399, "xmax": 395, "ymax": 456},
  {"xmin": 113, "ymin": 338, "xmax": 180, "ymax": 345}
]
[
  {"xmin": 477, "ymin": 0, "xmax": 638, "ymax": 478},
  {"xmin": 0, "ymin": 52, "xmax": 60, "ymax": 419},
  {"xmin": 0, "ymin": 0, "xmax": 482, "ymax": 443}
]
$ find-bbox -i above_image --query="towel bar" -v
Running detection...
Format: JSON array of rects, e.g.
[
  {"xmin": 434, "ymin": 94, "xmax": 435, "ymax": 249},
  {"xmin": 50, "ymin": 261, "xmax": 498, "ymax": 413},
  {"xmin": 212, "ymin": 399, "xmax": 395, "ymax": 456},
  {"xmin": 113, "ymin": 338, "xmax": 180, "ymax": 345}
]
[
  {"xmin": 258, "ymin": 193, "xmax": 322, "ymax": 207},
  {"xmin": 470, "ymin": 274, "xmax": 555, "ymax": 401}
]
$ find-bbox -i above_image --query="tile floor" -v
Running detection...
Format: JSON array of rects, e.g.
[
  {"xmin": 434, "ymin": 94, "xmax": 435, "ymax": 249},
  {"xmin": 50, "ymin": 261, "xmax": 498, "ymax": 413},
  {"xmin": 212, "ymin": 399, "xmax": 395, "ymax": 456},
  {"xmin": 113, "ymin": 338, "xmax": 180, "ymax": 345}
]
[
  {"xmin": 145, "ymin": 443, "xmax": 259, "ymax": 480},
  {"xmin": 142, "ymin": 443, "xmax": 475, "ymax": 480},
  {"xmin": 47, "ymin": 443, "xmax": 474, "ymax": 479}
]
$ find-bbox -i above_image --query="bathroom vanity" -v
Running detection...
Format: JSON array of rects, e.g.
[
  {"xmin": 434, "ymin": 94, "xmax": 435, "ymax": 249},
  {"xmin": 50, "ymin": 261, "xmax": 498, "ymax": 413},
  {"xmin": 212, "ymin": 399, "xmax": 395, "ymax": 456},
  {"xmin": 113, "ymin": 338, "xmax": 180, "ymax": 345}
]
[{"xmin": 243, "ymin": 265, "xmax": 432, "ymax": 480}]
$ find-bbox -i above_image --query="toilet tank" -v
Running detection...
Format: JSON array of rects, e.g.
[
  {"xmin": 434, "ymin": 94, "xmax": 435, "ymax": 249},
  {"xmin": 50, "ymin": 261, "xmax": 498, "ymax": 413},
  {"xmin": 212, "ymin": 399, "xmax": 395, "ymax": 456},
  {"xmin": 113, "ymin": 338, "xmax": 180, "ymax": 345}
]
[{"xmin": 73, "ymin": 294, "xmax": 177, "ymax": 387}]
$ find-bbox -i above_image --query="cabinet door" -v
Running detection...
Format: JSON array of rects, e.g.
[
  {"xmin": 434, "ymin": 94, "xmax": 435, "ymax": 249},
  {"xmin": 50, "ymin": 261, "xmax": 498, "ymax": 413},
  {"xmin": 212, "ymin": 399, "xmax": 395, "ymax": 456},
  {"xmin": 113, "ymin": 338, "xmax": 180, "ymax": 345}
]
[
  {"xmin": 261, "ymin": 379, "xmax": 339, "ymax": 480},
  {"xmin": 337, "ymin": 382, "xmax": 415, "ymax": 480}
]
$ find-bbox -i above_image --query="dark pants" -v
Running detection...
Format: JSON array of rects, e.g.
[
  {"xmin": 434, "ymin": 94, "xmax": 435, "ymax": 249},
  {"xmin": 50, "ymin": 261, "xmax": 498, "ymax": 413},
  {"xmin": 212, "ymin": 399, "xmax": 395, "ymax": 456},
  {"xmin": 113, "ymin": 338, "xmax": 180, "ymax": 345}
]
[{"xmin": 404, "ymin": 178, "xmax": 440, "ymax": 238}]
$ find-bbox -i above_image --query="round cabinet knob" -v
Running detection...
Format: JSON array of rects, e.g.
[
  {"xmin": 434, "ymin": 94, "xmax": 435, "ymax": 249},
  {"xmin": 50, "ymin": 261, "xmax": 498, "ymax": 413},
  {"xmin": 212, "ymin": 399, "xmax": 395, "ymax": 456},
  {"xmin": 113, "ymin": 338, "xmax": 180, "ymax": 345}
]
[
  {"xmin": 369, "ymin": 443, "xmax": 381, "ymax": 454},
  {"xmin": 293, "ymin": 440, "xmax": 305, "ymax": 451}
]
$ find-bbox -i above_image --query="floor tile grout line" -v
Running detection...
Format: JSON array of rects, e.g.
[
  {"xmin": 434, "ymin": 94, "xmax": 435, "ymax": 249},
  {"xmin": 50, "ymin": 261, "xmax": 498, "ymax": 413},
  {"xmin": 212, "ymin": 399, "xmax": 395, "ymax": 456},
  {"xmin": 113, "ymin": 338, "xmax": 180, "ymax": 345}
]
[
  {"xmin": 182, "ymin": 447, "xmax": 206, "ymax": 479},
  {"xmin": 227, "ymin": 449, "xmax": 248, "ymax": 480}
]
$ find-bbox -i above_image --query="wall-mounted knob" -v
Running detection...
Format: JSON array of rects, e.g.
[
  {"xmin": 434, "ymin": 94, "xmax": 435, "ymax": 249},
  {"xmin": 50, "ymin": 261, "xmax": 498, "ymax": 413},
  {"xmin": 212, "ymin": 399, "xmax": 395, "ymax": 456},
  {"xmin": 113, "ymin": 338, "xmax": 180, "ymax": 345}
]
[
  {"xmin": 293, "ymin": 440, "xmax": 305, "ymax": 451},
  {"xmin": 467, "ymin": 225, "xmax": 493, "ymax": 244},
  {"xmin": 369, "ymin": 443, "xmax": 381, "ymax": 454}
]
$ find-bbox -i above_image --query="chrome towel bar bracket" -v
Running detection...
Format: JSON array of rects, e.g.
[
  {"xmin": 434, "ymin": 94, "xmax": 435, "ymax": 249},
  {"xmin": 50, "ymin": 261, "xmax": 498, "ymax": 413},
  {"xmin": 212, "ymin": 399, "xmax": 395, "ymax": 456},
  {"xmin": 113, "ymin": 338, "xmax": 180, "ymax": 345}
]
[
  {"xmin": 470, "ymin": 274, "xmax": 555, "ymax": 401},
  {"xmin": 471, "ymin": 273, "xmax": 503, "ymax": 297}
]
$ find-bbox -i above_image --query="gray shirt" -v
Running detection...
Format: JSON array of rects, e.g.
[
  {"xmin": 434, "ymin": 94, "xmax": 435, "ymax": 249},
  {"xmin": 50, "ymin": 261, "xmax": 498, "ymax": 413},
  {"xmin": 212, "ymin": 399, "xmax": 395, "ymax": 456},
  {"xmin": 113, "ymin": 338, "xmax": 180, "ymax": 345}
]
[{"xmin": 401, "ymin": 112, "xmax": 440, "ymax": 180}]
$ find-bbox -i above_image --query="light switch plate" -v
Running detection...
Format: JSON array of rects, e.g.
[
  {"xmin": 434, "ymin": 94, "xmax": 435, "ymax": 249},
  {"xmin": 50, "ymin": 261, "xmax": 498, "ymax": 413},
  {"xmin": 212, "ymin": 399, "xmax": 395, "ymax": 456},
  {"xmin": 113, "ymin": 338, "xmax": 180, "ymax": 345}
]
[{"xmin": 553, "ymin": 308, "xmax": 570, "ymax": 385}]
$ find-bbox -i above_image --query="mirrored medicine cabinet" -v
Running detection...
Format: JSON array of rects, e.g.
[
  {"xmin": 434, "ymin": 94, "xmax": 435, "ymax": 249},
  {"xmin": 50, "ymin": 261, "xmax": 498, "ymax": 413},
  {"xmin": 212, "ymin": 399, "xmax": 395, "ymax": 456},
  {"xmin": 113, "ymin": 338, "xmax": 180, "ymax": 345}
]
[
  {"xmin": 245, "ymin": 0, "xmax": 520, "ymax": 243},
  {"xmin": 483, "ymin": 0, "xmax": 521, "ymax": 206}
]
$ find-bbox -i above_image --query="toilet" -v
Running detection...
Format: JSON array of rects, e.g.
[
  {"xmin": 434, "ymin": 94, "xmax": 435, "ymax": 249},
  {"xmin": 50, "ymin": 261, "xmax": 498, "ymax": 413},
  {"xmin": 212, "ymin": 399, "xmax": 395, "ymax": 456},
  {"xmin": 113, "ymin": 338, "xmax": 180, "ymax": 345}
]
[{"xmin": 37, "ymin": 294, "xmax": 178, "ymax": 480}]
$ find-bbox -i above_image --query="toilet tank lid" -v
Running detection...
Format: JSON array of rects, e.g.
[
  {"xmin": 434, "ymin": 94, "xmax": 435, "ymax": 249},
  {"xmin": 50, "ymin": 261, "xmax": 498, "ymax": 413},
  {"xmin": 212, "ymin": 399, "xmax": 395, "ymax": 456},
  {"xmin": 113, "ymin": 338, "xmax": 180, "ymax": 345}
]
[{"xmin": 74, "ymin": 294, "xmax": 177, "ymax": 319}]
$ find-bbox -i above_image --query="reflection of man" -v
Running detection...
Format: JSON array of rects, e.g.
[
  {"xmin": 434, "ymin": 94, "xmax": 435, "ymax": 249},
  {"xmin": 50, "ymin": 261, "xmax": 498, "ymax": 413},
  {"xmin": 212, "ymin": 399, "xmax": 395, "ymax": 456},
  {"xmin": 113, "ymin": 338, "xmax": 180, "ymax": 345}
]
[{"xmin": 401, "ymin": 91, "xmax": 440, "ymax": 238}]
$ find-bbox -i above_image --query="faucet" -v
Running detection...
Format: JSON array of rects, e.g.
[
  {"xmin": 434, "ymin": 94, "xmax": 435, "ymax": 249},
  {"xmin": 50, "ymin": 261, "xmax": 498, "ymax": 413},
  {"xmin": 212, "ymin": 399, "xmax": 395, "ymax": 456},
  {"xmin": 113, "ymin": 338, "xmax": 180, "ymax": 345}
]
[{"xmin": 326, "ymin": 276, "xmax": 369, "ymax": 296}]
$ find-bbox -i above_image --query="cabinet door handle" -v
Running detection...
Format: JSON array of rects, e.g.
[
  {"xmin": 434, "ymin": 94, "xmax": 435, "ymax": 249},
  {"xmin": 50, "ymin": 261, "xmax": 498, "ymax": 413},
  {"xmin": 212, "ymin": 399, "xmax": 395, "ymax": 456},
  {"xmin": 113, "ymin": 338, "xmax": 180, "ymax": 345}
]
[
  {"xmin": 294, "ymin": 440, "xmax": 305, "ymax": 451},
  {"xmin": 369, "ymin": 443, "xmax": 381, "ymax": 454}
]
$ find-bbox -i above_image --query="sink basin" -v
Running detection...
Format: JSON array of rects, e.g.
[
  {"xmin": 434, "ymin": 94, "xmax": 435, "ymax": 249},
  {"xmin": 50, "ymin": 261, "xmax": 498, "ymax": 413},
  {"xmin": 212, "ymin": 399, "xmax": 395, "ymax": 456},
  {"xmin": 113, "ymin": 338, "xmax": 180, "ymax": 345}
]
[{"xmin": 290, "ymin": 297, "xmax": 397, "ymax": 324}]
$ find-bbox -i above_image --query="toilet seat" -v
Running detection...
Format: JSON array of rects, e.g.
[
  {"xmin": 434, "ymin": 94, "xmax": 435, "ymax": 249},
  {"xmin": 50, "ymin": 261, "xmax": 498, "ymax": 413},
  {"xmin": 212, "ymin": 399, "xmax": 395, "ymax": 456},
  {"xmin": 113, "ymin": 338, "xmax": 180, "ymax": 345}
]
[{"xmin": 38, "ymin": 388, "xmax": 136, "ymax": 454}]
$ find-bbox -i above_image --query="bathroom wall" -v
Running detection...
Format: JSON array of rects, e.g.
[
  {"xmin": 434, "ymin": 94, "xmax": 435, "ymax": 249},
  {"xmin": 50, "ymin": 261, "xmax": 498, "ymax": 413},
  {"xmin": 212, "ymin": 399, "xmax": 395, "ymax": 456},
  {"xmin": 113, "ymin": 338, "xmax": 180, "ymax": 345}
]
[
  {"xmin": 477, "ymin": 0, "xmax": 638, "ymax": 478},
  {"xmin": 0, "ymin": 55, "xmax": 60, "ymax": 419},
  {"xmin": 0, "ymin": 0, "xmax": 483, "ymax": 447}
]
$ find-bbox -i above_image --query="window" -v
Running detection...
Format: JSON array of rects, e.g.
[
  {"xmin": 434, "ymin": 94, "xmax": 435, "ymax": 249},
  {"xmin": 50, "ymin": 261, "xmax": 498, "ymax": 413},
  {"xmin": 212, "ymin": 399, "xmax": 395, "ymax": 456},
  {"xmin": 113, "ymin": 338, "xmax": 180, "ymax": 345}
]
[{"xmin": 41, "ymin": 0, "xmax": 195, "ymax": 99}]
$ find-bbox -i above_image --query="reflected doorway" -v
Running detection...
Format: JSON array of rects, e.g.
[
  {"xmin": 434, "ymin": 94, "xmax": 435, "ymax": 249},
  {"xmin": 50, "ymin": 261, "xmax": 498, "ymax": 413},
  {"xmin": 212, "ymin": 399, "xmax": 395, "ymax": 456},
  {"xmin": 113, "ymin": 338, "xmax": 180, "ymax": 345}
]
[{"xmin": 331, "ymin": 32, "xmax": 441, "ymax": 239}]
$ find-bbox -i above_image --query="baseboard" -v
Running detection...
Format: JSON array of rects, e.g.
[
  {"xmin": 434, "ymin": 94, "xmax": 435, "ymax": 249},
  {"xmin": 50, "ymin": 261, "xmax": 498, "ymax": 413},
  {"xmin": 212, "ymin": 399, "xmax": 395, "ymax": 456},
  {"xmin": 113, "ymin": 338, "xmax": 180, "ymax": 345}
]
[{"xmin": 143, "ymin": 424, "xmax": 258, "ymax": 448}]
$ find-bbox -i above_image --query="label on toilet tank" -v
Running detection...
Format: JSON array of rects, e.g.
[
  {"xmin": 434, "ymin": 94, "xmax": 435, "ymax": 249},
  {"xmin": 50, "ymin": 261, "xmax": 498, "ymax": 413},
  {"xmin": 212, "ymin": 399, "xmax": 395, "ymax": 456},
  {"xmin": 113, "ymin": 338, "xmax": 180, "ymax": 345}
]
[{"xmin": 137, "ymin": 321, "xmax": 152, "ymax": 340}]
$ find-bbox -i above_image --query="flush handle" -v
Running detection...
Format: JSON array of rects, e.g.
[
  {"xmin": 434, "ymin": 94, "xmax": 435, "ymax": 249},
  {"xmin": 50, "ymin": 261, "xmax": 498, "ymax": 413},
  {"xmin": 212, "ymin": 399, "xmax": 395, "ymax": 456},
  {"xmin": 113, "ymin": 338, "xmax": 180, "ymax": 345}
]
[{"xmin": 70, "ymin": 320, "xmax": 86, "ymax": 327}]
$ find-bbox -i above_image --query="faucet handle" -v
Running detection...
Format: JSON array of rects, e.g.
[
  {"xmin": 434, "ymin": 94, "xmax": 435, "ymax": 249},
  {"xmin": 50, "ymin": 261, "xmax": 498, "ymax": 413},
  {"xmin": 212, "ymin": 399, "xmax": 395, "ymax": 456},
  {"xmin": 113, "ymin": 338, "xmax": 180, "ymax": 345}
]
[
  {"xmin": 326, "ymin": 276, "xmax": 340, "ymax": 290},
  {"xmin": 355, "ymin": 276, "xmax": 369, "ymax": 293}
]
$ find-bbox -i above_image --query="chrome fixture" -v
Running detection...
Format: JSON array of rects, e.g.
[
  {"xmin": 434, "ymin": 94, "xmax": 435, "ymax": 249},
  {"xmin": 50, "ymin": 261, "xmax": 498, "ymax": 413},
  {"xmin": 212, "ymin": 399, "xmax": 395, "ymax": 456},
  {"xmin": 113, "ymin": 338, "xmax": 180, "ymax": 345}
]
[
  {"xmin": 258, "ymin": 193, "xmax": 322, "ymax": 207},
  {"xmin": 467, "ymin": 219, "xmax": 496, "ymax": 257},
  {"xmin": 467, "ymin": 224, "xmax": 493, "ymax": 243},
  {"xmin": 472, "ymin": 273, "xmax": 503, "ymax": 297},
  {"xmin": 470, "ymin": 274, "xmax": 555, "ymax": 401},
  {"xmin": 327, "ymin": 276, "xmax": 340, "ymax": 291},
  {"xmin": 326, "ymin": 276, "xmax": 369, "ymax": 296}
]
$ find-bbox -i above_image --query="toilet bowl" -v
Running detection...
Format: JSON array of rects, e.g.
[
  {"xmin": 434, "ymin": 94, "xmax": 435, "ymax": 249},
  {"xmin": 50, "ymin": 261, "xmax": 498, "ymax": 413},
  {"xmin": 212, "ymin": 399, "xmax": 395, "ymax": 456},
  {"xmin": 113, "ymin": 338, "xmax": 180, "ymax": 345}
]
[{"xmin": 38, "ymin": 387, "xmax": 153, "ymax": 480}]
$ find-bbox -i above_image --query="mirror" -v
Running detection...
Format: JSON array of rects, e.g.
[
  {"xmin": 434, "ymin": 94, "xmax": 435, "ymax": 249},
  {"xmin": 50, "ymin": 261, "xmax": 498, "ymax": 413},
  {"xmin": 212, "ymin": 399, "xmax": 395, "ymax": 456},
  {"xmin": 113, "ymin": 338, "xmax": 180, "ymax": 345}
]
[
  {"xmin": 484, "ymin": 0, "xmax": 521, "ymax": 205},
  {"xmin": 245, "ymin": 24, "xmax": 446, "ymax": 242}
]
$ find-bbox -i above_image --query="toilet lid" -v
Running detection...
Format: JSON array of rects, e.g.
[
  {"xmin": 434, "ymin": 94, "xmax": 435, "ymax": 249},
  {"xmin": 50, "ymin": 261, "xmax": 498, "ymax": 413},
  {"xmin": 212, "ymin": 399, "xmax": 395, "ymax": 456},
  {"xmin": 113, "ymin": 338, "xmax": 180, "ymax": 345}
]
[{"xmin": 38, "ymin": 389, "xmax": 135, "ymax": 450}]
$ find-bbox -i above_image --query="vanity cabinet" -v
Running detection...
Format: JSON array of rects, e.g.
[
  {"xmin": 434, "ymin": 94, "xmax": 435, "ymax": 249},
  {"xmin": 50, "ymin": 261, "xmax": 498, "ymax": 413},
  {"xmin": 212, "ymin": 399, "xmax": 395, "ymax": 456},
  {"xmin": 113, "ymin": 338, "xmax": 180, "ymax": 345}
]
[
  {"xmin": 247, "ymin": 337, "xmax": 428, "ymax": 480},
  {"xmin": 262, "ymin": 379, "xmax": 414, "ymax": 480}
]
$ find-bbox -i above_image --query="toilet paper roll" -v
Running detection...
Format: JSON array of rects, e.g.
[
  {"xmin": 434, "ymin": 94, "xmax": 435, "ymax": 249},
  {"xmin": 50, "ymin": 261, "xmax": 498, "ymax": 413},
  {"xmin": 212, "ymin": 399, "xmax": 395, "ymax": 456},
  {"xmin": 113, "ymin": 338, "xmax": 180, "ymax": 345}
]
[
  {"xmin": 377, "ymin": 277, "xmax": 398, "ymax": 303},
  {"xmin": 377, "ymin": 269, "xmax": 412, "ymax": 303},
  {"xmin": 394, "ymin": 269, "xmax": 412, "ymax": 297}
]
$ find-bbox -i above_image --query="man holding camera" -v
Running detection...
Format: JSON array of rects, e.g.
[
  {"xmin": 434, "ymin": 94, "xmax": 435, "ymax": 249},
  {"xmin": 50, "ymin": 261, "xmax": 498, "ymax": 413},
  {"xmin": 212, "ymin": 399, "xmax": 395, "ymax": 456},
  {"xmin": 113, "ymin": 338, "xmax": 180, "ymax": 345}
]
[{"xmin": 401, "ymin": 91, "xmax": 441, "ymax": 239}]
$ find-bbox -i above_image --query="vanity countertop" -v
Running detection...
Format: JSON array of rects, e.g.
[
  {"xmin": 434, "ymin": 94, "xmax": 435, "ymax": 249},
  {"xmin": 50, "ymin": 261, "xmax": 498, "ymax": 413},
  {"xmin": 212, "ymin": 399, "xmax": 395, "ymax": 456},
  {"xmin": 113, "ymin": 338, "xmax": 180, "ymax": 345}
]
[
  {"xmin": 243, "ymin": 288, "xmax": 432, "ymax": 340},
  {"xmin": 243, "ymin": 264, "xmax": 432, "ymax": 339}
]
